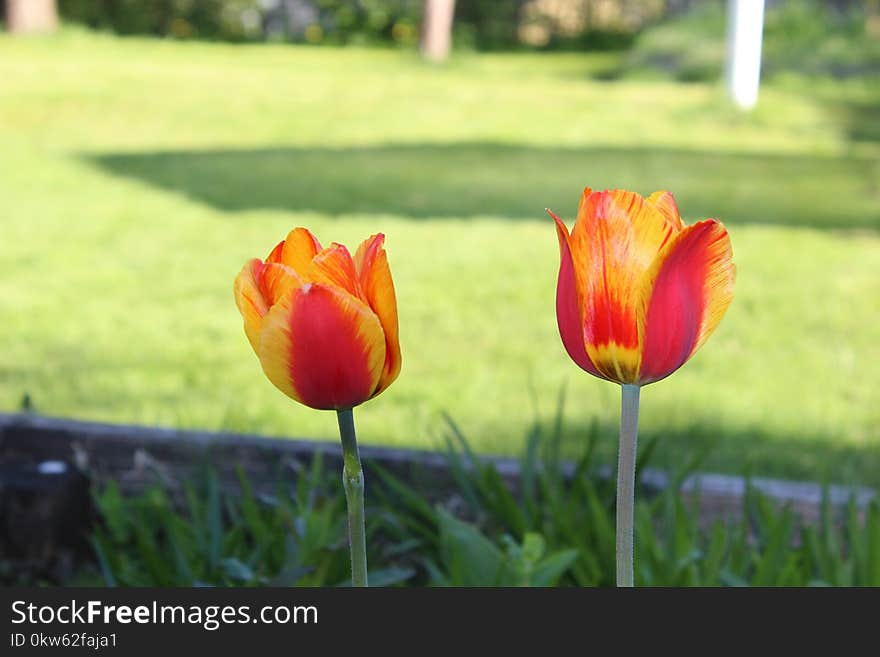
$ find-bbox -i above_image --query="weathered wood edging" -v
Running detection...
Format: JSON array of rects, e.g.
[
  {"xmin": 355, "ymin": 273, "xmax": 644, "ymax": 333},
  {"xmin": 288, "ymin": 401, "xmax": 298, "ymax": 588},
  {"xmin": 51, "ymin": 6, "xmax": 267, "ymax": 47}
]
[{"xmin": 0, "ymin": 412, "xmax": 875, "ymax": 524}]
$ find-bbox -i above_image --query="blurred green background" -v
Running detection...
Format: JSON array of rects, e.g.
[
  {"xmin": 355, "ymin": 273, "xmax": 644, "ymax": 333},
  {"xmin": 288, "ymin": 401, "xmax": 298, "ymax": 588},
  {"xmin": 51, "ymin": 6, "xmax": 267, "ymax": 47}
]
[{"xmin": 1, "ymin": 1, "xmax": 878, "ymax": 486}]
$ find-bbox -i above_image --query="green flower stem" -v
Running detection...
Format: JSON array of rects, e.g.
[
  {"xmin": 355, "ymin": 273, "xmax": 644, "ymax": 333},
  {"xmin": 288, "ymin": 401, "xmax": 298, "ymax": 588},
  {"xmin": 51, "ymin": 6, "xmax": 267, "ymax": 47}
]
[
  {"xmin": 616, "ymin": 383, "xmax": 641, "ymax": 587},
  {"xmin": 336, "ymin": 408, "xmax": 368, "ymax": 587}
]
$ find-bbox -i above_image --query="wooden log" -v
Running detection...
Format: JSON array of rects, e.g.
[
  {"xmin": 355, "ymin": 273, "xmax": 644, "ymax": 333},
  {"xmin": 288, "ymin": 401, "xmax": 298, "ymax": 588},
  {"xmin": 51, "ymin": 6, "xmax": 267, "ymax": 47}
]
[
  {"xmin": 0, "ymin": 412, "xmax": 875, "ymax": 526},
  {"xmin": 0, "ymin": 412, "xmax": 477, "ymax": 500},
  {"xmin": 0, "ymin": 458, "xmax": 92, "ymax": 582}
]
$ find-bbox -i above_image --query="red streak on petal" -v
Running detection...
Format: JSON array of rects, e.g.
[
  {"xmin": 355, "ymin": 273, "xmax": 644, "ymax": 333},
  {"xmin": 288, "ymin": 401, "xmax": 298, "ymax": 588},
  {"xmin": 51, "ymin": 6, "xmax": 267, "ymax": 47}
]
[
  {"xmin": 639, "ymin": 221, "xmax": 716, "ymax": 384},
  {"xmin": 575, "ymin": 191, "xmax": 647, "ymax": 353},
  {"xmin": 551, "ymin": 210, "xmax": 603, "ymax": 378},
  {"xmin": 286, "ymin": 285, "xmax": 380, "ymax": 410}
]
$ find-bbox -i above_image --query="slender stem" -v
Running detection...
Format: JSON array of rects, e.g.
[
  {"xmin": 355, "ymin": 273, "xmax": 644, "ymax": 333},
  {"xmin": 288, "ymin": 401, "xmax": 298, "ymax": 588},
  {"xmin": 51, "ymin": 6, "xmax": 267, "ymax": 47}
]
[
  {"xmin": 336, "ymin": 408, "xmax": 368, "ymax": 587},
  {"xmin": 616, "ymin": 383, "xmax": 641, "ymax": 587}
]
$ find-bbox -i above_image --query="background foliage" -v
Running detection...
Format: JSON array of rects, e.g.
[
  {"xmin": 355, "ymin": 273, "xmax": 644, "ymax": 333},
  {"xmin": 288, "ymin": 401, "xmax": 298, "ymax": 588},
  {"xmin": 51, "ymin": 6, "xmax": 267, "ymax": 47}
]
[
  {"xmin": 56, "ymin": 0, "xmax": 880, "ymax": 66},
  {"xmin": 627, "ymin": 0, "xmax": 880, "ymax": 82},
  {"xmin": 59, "ymin": 0, "xmax": 425, "ymax": 45}
]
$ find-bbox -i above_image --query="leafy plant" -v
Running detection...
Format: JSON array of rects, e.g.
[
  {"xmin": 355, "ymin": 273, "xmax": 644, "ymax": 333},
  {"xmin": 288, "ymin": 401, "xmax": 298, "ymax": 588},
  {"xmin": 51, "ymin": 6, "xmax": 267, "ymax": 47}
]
[
  {"xmin": 84, "ymin": 400, "xmax": 880, "ymax": 587},
  {"xmin": 91, "ymin": 455, "xmax": 412, "ymax": 586},
  {"xmin": 425, "ymin": 509, "xmax": 577, "ymax": 586},
  {"xmin": 374, "ymin": 395, "xmax": 880, "ymax": 587}
]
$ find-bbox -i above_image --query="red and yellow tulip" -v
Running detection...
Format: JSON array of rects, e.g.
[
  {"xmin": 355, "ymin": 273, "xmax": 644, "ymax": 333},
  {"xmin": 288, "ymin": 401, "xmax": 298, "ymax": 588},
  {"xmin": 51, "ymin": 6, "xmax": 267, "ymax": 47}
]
[
  {"xmin": 550, "ymin": 188, "xmax": 735, "ymax": 386},
  {"xmin": 233, "ymin": 227, "xmax": 401, "ymax": 410}
]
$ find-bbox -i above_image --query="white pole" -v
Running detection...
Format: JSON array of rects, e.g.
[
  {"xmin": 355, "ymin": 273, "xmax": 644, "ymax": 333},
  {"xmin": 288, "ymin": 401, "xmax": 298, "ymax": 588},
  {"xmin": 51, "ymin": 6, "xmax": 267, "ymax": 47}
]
[{"xmin": 726, "ymin": 0, "xmax": 765, "ymax": 110}]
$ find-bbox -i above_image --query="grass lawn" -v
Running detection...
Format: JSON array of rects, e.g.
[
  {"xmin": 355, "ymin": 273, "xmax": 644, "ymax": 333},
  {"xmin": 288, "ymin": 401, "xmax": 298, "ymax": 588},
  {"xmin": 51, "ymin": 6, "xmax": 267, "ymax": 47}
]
[{"xmin": 1, "ymin": 29, "xmax": 878, "ymax": 486}]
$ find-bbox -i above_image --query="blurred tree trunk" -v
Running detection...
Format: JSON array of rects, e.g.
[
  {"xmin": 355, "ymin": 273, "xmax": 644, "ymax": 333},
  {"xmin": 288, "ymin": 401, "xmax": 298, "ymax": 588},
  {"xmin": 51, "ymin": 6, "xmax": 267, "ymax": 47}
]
[
  {"xmin": 6, "ymin": 0, "xmax": 58, "ymax": 34},
  {"xmin": 421, "ymin": 0, "xmax": 456, "ymax": 62}
]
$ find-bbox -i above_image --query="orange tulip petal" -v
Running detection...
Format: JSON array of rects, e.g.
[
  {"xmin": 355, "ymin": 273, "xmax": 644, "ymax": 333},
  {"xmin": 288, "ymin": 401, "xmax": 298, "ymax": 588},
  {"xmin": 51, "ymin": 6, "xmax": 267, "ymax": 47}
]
[
  {"xmin": 257, "ymin": 283, "xmax": 386, "ymax": 410},
  {"xmin": 638, "ymin": 219, "xmax": 735, "ymax": 384},
  {"xmin": 279, "ymin": 227, "xmax": 322, "ymax": 275},
  {"xmin": 573, "ymin": 189, "xmax": 679, "ymax": 278},
  {"xmin": 549, "ymin": 210, "xmax": 604, "ymax": 379},
  {"xmin": 354, "ymin": 233, "xmax": 402, "ymax": 395},
  {"xmin": 570, "ymin": 189, "xmax": 676, "ymax": 382},
  {"xmin": 234, "ymin": 259, "xmax": 270, "ymax": 352},
  {"xmin": 257, "ymin": 262, "xmax": 304, "ymax": 306},
  {"xmin": 307, "ymin": 243, "xmax": 363, "ymax": 299},
  {"xmin": 646, "ymin": 190, "xmax": 685, "ymax": 233},
  {"xmin": 265, "ymin": 240, "xmax": 285, "ymax": 264}
]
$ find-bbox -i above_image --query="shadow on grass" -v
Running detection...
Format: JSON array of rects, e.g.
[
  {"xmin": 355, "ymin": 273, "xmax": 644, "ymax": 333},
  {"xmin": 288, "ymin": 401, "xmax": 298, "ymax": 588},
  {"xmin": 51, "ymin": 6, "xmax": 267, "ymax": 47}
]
[
  {"xmin": 838, "ymin": 100, "xmax": 880, "ymax": 144},
  {"xmin": 86, "ymin": 142, "xmax": 880, "ymax": 230}
]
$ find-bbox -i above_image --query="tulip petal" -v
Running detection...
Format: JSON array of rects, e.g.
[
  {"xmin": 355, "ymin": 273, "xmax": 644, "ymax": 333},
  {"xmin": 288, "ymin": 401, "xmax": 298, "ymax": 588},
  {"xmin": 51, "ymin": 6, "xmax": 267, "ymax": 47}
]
[
  {"xmin": 307, "ymin": 243, "xmax": 363, "ymax": 299},
  {"xmin": 573, "ymin": 188, "xmax": 680, "ymax": 280},
  {"xmin": 355, "ymin": 233, "xmax": 402, "ymax": 395},
  {"xmin": 257, "ymin": 283, "xmax": 386, "ymax": 410},
  {"xmin": 646, "ymin": 190, "xmax": 685, "ymax": 234},
  {"xmin": 638, "ymin": 219, "xmax": 735, "ymax": 384},
  {"xmin": 258, "ymin": 262, "xmax": 304, "ymax": 306},
  {"xmin": 569, "ymin": 189, "xmax": 676, "ymax": 382},
  {"xmin": 265, "ymin": 240, "xmax": 285, "ymax": 264},
  {"xmin": 549, "ymin": 210, "xmax": 604, "ymax": 378},
  {"xmin": 279, "ymin": 227, "xmax": 322, "ymax": 275},
  {"xmin": 234, "ymin": 259, "xmax": 270, "ymax": 352}
]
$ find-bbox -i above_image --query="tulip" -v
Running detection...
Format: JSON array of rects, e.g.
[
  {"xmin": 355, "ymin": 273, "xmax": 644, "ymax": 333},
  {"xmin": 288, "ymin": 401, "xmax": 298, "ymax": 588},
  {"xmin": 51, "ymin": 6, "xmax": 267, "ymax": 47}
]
[
  {"xmin": 234, "ymin": 227, "xmax": 402, "ymax": 586},
  {"xmin": 549, "ymin": 188, "xmax": 735, "ymax": 586}
]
